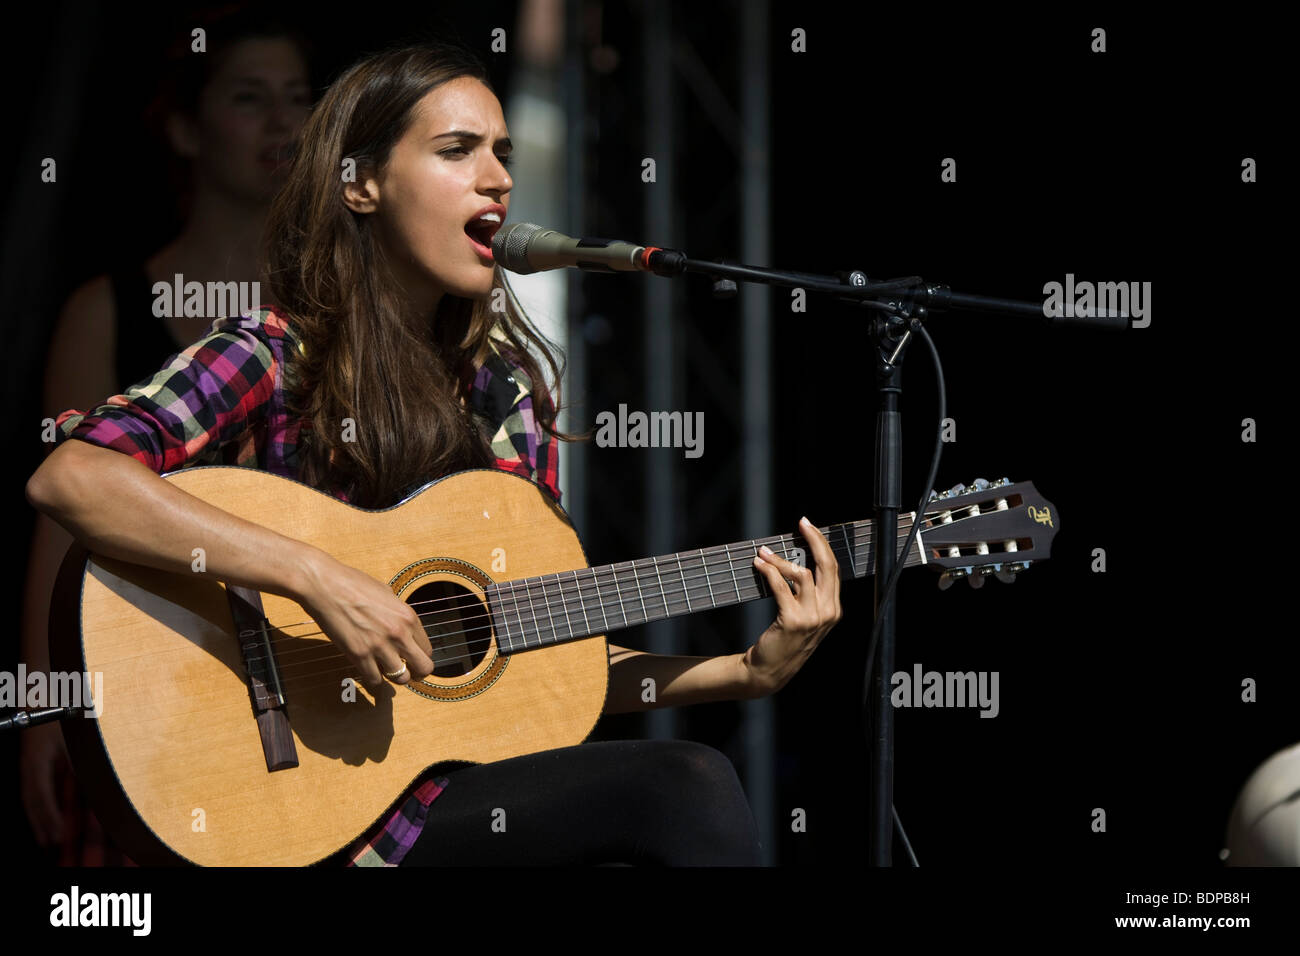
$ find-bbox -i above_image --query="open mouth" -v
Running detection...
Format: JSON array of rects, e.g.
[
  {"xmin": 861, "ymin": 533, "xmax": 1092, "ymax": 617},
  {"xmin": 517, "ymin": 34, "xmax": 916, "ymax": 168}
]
[{"xmin": 464, "ymin": 217, "xmax": 502, "ymax": 260}]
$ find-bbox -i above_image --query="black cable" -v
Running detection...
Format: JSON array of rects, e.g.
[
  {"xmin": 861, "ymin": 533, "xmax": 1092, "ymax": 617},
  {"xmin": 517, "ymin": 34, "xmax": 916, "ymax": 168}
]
[{"xmin": 894, "ymin": 803, "xmax": 920, "ymax": 867}]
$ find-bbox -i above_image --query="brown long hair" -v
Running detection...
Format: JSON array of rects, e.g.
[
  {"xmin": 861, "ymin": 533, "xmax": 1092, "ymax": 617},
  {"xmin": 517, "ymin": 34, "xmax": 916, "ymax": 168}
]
[{"xmin": 263, "ymin": 41, "xmax": 572, "ymax": 507}]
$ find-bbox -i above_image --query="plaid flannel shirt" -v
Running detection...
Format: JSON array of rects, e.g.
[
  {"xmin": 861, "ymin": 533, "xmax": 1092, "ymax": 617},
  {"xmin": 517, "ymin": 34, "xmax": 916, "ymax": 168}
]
[{"xmin": 54, "ymin": 305, "xmax": 561, "ymax": 866}]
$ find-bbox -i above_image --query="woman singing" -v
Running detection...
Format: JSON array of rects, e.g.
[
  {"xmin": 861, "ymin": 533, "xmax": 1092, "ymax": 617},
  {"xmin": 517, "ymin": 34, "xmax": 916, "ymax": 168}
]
[{"xmin": 26, "ymin": 39, "xmax": 842, "ymax": 866}]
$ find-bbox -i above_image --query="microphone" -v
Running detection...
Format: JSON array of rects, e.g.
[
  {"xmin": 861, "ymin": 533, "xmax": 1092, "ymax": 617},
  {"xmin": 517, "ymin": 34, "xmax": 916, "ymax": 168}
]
[{"xmin": 491, "ymin": 222, "xmax": 684, "ymax": 276}]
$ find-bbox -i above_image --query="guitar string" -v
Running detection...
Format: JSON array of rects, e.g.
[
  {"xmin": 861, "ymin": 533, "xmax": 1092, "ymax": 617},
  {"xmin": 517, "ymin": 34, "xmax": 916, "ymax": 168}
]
[
  {"xmin": 251, "ymin": 512, "xmax": 935, "ymax": 640},
  {"xmin": 253, "ymin": 502, "xmax": 1024, "ymax": 671},
  {"xmin": 259, "ymin": 522, "xmax": 890, "ymax": 636},
  {"xmin": 249, "ymin": 543, "xmax": 944, "ymax": 700},
  {"xmin": 250, "ymin": 543, "xmax": 935, "ymax": 703},
  {"xmin": 244, "ymin": 520, "xmax": 918, "ymax": 662},
  {"xmin": 241, "ymin": 520, "xmax": 969, "ymax": 679},
  {"xmin": 241, "ymin": 520, "xmax": 925, "ymax": 686},
  {"xmin": 253, "ymin": 552, "xmax": 881, "ymax": 702},
  {"xmin": 241, "ymin": 508, "xmax": 1026, "ymax": 702},
  {"xmin": 250, "ymin": 530, "xmax": 926, "ymax": 675},
  {"xmin": 239, "ymin": 525, "xmax": 941, "ymax": 690},
  {"xmin": 248, "ymin": 522, "xmax": 1035, "ymax": 694}
]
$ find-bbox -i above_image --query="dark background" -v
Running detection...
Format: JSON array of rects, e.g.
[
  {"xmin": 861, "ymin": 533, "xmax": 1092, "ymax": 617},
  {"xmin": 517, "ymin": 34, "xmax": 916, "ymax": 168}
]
[{"xmin": 0, "ymin": 0, "xmax": 1286, "ymax": 888}]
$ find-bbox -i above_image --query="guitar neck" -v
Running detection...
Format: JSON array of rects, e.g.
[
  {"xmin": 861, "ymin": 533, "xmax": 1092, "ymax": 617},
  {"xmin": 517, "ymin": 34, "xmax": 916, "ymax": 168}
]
[{"xmin": 486, "ymin": 515, "xmax": 922, "ymax": 652}]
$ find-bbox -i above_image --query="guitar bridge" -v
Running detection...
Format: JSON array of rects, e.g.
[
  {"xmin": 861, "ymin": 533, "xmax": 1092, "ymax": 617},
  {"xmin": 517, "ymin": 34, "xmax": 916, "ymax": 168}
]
[{"xmin": 228, "ymin": 585, "xmax": 299, "ymax": 773}]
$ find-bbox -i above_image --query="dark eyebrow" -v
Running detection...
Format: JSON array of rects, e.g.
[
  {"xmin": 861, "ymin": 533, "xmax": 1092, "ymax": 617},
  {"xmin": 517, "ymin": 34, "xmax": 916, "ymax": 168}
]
[{"xmin": 432, "ymin": 130, "xmax": 513, "ymax": 151}]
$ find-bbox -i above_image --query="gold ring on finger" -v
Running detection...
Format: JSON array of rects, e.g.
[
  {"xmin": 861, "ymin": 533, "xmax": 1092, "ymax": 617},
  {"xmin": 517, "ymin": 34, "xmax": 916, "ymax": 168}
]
[{"xmin": 383, "ymin": 659, "xmax": 408, "ymax": 681}]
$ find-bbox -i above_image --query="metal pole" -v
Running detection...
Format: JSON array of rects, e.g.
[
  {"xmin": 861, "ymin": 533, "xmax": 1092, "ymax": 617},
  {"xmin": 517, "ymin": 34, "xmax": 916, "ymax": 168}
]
[
  {"xmin": 739, "ymin": 0, "xmax": 776, "ymax": 866},
  {"xmin": 643, "ymin": 0, "xmax": 679, "ymax": 741}
]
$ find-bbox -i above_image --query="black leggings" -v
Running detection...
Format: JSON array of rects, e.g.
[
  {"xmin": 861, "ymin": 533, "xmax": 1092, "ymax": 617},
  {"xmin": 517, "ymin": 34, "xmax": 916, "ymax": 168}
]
[{"xmin": 399, "ymin": 739, "xmax": 762, "ymax": 866}]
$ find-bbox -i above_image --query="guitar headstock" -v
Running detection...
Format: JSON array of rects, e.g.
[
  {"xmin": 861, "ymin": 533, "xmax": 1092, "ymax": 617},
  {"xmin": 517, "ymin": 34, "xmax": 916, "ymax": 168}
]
[{"xmin": 918, "ymin": 478, "xmax": 1058, "ymax": 589}]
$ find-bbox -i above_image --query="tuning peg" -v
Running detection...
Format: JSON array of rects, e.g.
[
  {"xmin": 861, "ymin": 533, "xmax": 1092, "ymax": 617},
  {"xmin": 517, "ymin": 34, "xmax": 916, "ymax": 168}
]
[
  {"xmin": 971, "ymin": 478, "xmax": 990, "ymax": 492},
  {"xmin": 967, "ymin": 572, "xmax": 985, "ymax": 589},
  {"xmin": 937, "ymin": 572, "xmax": 955, "ymax": 591},
  {"xmin": 995, "ymin": 560, "xmax": 1032, "ymax": 583},
  {"xmin": 946, "ymin": 482, "xmax": 966, "ymax": 497}
]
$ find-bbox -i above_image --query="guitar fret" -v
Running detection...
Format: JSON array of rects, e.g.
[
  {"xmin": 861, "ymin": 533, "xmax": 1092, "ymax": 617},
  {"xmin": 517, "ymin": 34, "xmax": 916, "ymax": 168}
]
[
  {"xmin": 700, "ymin": 548, "xmax": 716, "ymax": 607},
  {"xmin": 573, "ymin": 569, "xmax": 592, "ymax": 637},
  {"xmin": 592, "ymin": 565, "xmax": 611, "ymax": 633},
  {"xmin": 630, "ymin": 560, "xmax": 649, "ymax": 625},
  {"xmin": 536, "ymin": 577, "xmax": 554, "ymax": 643},
  {"xmin": 507, "ymin": 580, "xmax": 525, "ymax": 651},
  {"xmin": 676, "ymin": 551, "xmax": 691, "ymax": 612},
  {"xmin": 609, "ymin": 564, "xmax": 629, "ymax": 627},
  {"xmin": 493, "ymin": 584, "xmax": 512, "ymax": 652},
  {"xmin": 546, "ymin": 573, "xmax": 573, "ymax": 642},
  {"xmin": 723, "ymin": 542, "xmax": 742, "ymax": 604},
  {"xmin": 523, "ymin": 577, "xmax": 544, "ymax": 648},
  {"xmin": 839, "ymin": 523, "xmax": 857, "ymax": 577},
  {"xmin": 544, "ymin": 576, "xmax": 564, "ymax": 642},
  {"xmin": 651, "ymin": 555, "xmax": 669, "ymax": 618}
]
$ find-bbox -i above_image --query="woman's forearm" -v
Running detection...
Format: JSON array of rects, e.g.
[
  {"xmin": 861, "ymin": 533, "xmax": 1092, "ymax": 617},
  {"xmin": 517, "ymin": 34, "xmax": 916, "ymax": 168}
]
[
  {"xmin": 26, "ymin": 439, "xmax": 326, "ymax": 603},
  {"xmin": 603, "ymin": 643, "xmax": 761, "ymax": 714}
]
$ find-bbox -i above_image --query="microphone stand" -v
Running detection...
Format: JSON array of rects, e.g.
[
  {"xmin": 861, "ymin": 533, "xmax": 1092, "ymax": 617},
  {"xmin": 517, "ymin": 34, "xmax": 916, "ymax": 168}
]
[{"xmin": 637, "ymin": 247, "xmax": 1123, "ymax": 864}]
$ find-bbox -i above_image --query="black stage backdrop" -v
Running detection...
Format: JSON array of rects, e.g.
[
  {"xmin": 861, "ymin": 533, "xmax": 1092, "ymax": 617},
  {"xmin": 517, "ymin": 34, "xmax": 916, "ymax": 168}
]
[{"xmin": 0, "ymin": 0, "xmax": 1288, "ymax": 938}]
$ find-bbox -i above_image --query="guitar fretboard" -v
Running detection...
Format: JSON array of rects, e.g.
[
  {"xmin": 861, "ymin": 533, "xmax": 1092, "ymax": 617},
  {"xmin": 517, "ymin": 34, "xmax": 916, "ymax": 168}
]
[{"xmin": 484, "ymin": 516, "xmax": 921, "ymax": 653}]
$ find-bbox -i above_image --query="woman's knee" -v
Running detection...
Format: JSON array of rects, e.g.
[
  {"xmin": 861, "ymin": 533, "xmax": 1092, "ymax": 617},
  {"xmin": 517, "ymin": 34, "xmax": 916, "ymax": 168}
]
[
  {"xmin": 652, "ymin": 740, "xmax": 745, "ymax": 793},
  {"xmin": 646, "ymin": 741, "xmax": 761, "ymax": 860}
]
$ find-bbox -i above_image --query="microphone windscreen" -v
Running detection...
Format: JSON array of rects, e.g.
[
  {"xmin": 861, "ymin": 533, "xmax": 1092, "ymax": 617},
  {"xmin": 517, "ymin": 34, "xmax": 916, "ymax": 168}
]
[{"xmin": 492, "ymin": 222, "xmax": 544, "ymax": 273}]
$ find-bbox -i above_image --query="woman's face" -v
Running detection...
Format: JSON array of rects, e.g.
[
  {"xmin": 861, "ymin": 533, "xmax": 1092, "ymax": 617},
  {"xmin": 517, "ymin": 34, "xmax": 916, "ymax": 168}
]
[
  {"xmin": 179, "ymin": 36, "xmax": 312, "ymax": 203},
  {"xmin": 351, "ymin": 77, "xmax": 514, "ymax": 314}
]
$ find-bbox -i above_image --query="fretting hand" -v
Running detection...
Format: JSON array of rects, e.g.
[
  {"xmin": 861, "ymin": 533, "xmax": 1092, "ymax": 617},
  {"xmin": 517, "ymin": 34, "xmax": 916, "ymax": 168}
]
[{"xmin": 742, "ymin": 516, "xmax": 843, "ymax": 696}]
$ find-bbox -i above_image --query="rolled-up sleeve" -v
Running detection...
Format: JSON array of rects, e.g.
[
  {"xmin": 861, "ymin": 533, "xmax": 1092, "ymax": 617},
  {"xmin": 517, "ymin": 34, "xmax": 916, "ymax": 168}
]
[
  {"xmin": 54, "ymin": 313, "xmax": 283, "ymax": 474},
  {"xmin": 531, "ymin": 390, "xmax": 561, "ymax": 504}
]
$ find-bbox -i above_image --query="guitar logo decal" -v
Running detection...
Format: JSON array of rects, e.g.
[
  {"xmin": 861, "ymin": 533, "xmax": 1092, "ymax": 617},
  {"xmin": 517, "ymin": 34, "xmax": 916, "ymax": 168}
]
[{"xmin": 1028, "ymin": 505, "xmax": 1053, "ymax": 528}]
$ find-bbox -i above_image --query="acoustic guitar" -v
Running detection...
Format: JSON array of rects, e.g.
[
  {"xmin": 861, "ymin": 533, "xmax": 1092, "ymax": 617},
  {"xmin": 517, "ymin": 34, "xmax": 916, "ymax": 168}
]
[{"xmin": 50, "ymin": 466, "xmax": 1058, "ymax": 866}]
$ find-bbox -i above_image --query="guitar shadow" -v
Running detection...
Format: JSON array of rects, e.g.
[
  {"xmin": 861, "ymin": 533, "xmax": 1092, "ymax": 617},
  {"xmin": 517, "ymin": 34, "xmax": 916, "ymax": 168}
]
[
  {"xmin": 268, "ymin": 628, "xmax": 398, "ymax": 767},
  {"xmin": 87, "ymin": 560, "xmax": 398, "ymax": 767}
]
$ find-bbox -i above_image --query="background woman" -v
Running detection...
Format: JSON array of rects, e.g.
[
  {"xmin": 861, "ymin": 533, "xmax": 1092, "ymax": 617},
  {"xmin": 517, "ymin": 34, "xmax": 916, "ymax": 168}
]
[{"xmin": 19, "ymin": 7, "xmax": 313, "ymax": 865}]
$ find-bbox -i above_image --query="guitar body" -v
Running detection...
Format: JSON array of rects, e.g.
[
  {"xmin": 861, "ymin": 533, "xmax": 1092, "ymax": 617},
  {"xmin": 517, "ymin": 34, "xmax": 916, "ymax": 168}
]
[{"xmin": 51, "ymin": 467, "xmax": 608, "ymax": 867}]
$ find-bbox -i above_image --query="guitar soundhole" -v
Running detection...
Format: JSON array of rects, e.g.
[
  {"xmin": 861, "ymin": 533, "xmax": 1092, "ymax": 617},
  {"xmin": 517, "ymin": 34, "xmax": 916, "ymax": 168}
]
[{"xmin": 405, "ymin": 580, "xmax": 493, "ymax": 677}]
